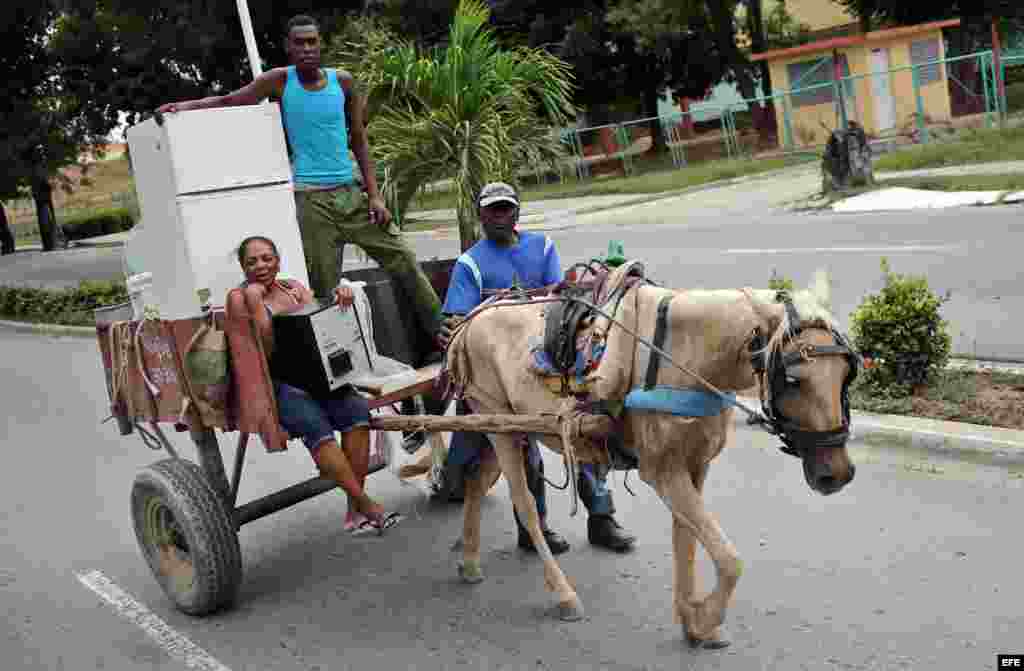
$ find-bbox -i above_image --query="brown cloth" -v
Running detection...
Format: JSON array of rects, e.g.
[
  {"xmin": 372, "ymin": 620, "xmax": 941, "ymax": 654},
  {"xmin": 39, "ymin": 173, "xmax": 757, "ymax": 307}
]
[{"xmin": 95, "ymin": 294, "xmax": 289, "ymax": 453}]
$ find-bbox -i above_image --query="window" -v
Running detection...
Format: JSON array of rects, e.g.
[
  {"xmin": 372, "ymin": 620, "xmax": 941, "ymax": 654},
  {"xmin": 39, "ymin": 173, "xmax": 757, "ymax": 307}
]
[
  {"xmin": 787, "ymin": 55, "xmax": 851, "ymax": 108},
  {"xmin": 910, "ymin": 39, "xmax": 942, "ymax": 85}
]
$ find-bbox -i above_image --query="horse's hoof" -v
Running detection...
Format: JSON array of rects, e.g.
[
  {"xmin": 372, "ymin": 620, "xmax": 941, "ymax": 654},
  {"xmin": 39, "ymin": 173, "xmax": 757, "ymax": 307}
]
[
  {"xmin": 457, "ymin": 560, "xmax": 484, "ymax": 584},
  {"xmin": 686, "ymin": 632, "xmax": 731, "ymax": 651},
  {"xmin": 556, "ymin": 599, "xmax": 585, "ymax": 622}
]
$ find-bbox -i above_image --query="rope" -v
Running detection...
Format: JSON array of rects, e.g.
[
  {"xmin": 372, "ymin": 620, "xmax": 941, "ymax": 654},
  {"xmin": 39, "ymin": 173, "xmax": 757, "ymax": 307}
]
[{"xmin": 446, "ymin": 291, "xmax": 772, "ymax": 431}]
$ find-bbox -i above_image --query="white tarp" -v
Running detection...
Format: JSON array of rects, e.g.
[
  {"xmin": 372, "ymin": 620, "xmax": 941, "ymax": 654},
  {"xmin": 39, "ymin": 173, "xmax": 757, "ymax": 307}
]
[{"xmin": 832, "ymin": 187, "xmax": 1004, "ymax": 213}]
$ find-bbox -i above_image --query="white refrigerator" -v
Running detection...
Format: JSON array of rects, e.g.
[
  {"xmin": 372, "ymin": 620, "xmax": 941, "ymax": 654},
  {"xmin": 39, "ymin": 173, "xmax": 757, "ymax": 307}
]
[{"xmin": 125, "ymin": 103, "xmax": 310, "ymax": 320}]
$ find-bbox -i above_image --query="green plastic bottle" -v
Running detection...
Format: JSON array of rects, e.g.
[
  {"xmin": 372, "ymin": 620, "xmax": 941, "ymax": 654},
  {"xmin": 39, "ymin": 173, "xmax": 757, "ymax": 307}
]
[{"xmin": 604, "ymin": 240, "xmax": 627, "ymax": 267}]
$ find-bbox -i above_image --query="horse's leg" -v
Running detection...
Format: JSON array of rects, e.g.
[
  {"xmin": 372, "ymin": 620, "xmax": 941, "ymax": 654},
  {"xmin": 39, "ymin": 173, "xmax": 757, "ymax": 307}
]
[
  {"xmin": 491, "ymin": 433, "xmax": 583, "ymax": 622},
  {"xmin": 669, "ymin": 463, "xmax": 730, "ymax": 648},
  {"xmin": 653, "ymin": 470, "xmax": 739, "ymax": 647},
  {"xmin": 458, "ymin": 455, "xmax": 502, "ymax": 584}
]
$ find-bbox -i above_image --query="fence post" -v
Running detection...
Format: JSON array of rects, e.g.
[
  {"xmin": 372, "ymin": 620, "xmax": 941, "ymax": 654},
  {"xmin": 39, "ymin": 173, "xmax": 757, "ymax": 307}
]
[
  {"xmin": 911, "ymin": 65, "xmax": 930, "ymax": 144},
  {"xmin": 981, "ymin": 52, "xmax": 994, "ymax": 128},
  {"xmin": 728, "ymin": 108, "xmax": 740, "ymax": 157},
  {"xmin": 615, "ymin": 124, "xmax": 632, "ymax": 177},
  {"xmin": 782, "ymin": 94, "xmax": 795, "ymax": 150},
  {"xmin": 573, "ymin": 129, "xmax": 589, "ymax": 181}
]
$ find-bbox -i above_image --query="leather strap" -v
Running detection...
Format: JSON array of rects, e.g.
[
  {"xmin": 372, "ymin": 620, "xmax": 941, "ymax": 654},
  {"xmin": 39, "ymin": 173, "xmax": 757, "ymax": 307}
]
[{"xmin": 643, "ymin": 294, "xmax": 673, "ymax": 390}]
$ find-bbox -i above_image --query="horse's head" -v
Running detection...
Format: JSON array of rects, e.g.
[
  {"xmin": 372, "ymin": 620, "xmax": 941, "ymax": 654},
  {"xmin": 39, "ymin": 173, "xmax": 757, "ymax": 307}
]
[{"xmin": 747, "ymin": 273, "xmax": 859, "ymax": 496}]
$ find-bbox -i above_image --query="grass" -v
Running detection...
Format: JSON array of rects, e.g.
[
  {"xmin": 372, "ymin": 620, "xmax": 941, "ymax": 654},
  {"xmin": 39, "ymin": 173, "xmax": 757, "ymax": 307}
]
[
  {"xmin": 879, "ymin": 174, "xmax": 1024, "ymax": 195},
  {"xmin": 873, "ymin": 125, "xmax": 1024, "ymax": 173},
  {"xmin": 849, "ymin": 369, "xmax": 1024, "ymax": 428},
  {"xmin": 407, "ymin": 154, "xmax": 814, "ymax": 214},
  {"xmin": 1007, "ymin": 81, "xmax": 1024, "ymax": 117},
  {"xmin": 7, "ymin": 156, "xmax": 136, "ymax": 242}
]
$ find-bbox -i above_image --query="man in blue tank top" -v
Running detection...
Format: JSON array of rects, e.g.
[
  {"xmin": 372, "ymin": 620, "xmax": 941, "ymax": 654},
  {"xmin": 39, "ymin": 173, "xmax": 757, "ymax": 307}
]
[
  {"xmin": 156, "ymin": 15, "xmax": 442, "ymax": 359},
  {"xmin": 437, "ymin": 182, "xmax": 637, "ymax": 555}
]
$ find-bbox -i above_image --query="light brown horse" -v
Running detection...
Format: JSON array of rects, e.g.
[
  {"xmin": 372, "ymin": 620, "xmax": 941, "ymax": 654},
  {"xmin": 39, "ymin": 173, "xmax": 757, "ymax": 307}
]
[{"xmin": 444, "ymin": 267, "xmax": 857, "ymax": 648}]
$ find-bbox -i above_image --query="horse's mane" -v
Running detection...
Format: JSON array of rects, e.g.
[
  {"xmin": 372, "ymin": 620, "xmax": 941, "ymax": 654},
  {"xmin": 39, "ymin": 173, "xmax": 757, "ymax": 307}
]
[{"xmin": 672, "ymin": 269, "xmax": 840, "ymax": 368}]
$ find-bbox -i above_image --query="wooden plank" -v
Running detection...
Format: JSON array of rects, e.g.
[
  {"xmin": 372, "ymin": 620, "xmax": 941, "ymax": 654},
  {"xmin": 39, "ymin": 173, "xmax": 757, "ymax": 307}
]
[
  {"xmin": 360, "ymin": 363, "xmax": 444, "ymax": 409},
  {"xmin": 369, "ymin": 412, "xmax": 615, "ymax": 438}
]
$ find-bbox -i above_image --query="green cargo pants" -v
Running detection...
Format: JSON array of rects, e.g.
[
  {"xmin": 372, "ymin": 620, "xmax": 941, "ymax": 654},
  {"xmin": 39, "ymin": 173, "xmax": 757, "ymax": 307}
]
[{"xmin": 294, "ymin": 186, "xmax": 442, "ymax": 342}]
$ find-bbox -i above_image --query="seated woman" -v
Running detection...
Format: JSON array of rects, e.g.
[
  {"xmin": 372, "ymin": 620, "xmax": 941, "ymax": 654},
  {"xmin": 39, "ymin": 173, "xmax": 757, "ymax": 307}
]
[{"xmin": 233, "ymin": 235, "xmax": 401, "ymax": 535}]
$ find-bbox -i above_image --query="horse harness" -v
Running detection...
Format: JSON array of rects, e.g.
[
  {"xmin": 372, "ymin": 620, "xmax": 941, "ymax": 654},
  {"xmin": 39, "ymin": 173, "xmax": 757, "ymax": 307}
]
[{"xmin": 747, "ymin": 295, "xmax": 861, "ymax": 458}]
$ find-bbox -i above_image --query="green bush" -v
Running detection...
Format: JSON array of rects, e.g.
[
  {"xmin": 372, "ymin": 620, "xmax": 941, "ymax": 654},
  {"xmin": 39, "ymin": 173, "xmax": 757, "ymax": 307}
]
[
  {"xmin": 768, "ymin": 269, "xmax": 795, "ymax": 296},
  {"xmin": 61, "ymin": 207, "xmax": 135, "ymax": 242},
  {"xmin": 0, "ymin": 280, "xmax": 129, "ymax": 326},
  {"xmin": 849, "ymin": 258, "xmax": 951, "ymax": 391}
]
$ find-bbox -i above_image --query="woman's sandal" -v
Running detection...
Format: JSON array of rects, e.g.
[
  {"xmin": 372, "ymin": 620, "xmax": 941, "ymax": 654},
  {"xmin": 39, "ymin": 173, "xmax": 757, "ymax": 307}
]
[
  {"xmin": 344, "ymin": 512, "xmax": 368, "ymax": 534},
  {"xmin": 358, "ymin": 511, "xmax": 404, "ymax": 536}
]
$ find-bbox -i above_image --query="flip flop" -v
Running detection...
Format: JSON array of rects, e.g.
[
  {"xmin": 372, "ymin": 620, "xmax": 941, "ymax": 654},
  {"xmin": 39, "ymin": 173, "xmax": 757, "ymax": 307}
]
[
  {"xmin": 344, "ymin": 512, "xmax": 368, "ymax": 534},
  {"xmin": 350, "ymin": 518, "xmax": 378, "ymax": 537},
  {"xmin": 360, "ymin": 511, "xmax": 404, "ymax": 536}
]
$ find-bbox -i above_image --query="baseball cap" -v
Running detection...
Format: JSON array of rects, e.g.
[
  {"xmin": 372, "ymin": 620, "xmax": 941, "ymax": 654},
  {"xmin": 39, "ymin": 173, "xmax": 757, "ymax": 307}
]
[{"xmin": 478, "ymin": 182, "xmax": 519, "ymax": 208}]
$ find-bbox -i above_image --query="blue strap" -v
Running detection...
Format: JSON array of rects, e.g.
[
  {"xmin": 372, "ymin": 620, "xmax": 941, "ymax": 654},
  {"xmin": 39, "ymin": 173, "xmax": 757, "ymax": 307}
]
[{"xmin": 624, "ymin": 386, "xmax": 736, "ymax": 417}]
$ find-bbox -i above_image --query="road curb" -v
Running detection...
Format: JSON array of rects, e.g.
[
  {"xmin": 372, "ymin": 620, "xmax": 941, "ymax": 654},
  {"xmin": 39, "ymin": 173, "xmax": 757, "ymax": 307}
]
[
  {"xmin": 732, "ymin": 395, "xmax": 1024, "ymax": 465},
  {"xmin": 0, "ymin": 318, "xmax": 97, "ymax": 339}
]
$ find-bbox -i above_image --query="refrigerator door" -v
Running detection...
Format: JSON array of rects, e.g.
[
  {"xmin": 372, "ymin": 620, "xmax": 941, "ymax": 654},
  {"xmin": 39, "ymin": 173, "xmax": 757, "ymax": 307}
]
[
  {"xmin": 178, "ymin": 183, "xmax": 310, "ymax": 312},
  {"xmin": 129, "ymin": 103, "xmax": 292, "ymax": 197}
]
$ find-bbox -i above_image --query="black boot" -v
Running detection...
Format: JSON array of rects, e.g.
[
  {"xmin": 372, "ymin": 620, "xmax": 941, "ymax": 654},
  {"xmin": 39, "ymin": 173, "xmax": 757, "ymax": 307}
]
[
  {"xmin": 588, "ymin": 514, "xmax": 636, "ymax": 553},
  {"xmin": 517, "ymin": 521, "xmax": 571, "ymax": 555}
]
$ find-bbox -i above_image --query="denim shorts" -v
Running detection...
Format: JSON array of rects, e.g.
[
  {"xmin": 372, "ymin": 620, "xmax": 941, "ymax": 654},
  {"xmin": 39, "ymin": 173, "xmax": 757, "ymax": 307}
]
[{"xmin": 274, "ymin": 382, "xmax": 370, "ymax": 453}]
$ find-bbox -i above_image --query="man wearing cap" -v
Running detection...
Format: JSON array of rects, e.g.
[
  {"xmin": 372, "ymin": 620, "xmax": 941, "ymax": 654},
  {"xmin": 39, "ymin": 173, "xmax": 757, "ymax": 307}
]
[{"xmin": 436, "ymin": 182, "xmax": 636, "ymax": 554}]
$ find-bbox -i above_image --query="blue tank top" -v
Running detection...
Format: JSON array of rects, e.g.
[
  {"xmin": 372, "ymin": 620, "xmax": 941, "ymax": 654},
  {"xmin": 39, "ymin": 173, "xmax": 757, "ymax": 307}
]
[{"xmin": 282, "ymin": 67, "xmax": 354, "ymax": 187}]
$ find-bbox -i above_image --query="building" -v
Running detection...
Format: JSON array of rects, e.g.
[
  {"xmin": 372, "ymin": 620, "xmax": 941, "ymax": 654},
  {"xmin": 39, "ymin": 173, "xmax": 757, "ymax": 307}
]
[{"xmin": 752, "ymin": 1, "xmax": 960, "ymax": 147}]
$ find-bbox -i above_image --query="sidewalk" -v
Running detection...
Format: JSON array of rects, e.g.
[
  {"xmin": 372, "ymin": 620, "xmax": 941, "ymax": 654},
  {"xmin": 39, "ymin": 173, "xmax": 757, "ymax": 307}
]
[{"xmin": 828, "ymin": 160, "xmax": 1024, "ymax": 213}]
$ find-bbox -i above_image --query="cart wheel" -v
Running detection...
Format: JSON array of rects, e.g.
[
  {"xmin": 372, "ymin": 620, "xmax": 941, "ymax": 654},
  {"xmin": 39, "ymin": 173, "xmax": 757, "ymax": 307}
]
[{"xmin": 131, "ymin": 458, "xmax": 241, "ymax": 616}]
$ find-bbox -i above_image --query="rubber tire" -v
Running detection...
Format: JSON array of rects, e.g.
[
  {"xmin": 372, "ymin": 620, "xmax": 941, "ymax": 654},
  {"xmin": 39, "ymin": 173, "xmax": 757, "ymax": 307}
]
[{"xmin": 131, "ymin": 458, "xmax": 242, "ymax": 616}]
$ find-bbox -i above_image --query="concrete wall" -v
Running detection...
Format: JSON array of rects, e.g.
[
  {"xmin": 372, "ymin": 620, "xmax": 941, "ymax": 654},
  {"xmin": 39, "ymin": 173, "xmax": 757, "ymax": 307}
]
[
  {"xmin": 767, "ymin": 45, "xmax": 862, "ymax": 147},
  {"xmin": 870, "ymin": 31, "xmax": 952, "ymax": 132},
  {"xmin": 766, "ymin": 29, "xmax": 952, "ymax": 147}
]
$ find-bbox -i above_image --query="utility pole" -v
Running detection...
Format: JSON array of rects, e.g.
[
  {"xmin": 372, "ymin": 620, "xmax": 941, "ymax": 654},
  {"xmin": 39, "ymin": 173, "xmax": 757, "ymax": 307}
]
[{"xmin": 236, "ymin": 0, "xmax": 264, "ymax": 81}]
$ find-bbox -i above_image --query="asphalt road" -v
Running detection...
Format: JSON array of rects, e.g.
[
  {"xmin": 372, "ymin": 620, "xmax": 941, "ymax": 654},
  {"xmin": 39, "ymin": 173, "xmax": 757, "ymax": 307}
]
[
  {"xmin": 3, "ymin": 329, "xmax": 1024, "ymax": 670},
  {"xmin": 3, "ymin": 168, "xmax": 1022, "ymax": 359}
]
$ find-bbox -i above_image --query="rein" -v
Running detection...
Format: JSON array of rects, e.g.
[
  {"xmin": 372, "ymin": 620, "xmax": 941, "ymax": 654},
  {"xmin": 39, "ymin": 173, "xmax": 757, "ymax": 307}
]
[
  {"xmin": 444, "ymin": 279, "xmax": 859, "ymax": 459},
  {"xmin": 446, "ymin": 292, "xmax": 771, "ymax": 427}
]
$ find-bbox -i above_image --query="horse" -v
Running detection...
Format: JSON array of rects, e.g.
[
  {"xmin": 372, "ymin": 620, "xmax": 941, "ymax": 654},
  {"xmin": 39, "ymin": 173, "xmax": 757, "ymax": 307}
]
[{"xmin": 442, "ymin": 264, "xmax": 859, "ymax": 649}]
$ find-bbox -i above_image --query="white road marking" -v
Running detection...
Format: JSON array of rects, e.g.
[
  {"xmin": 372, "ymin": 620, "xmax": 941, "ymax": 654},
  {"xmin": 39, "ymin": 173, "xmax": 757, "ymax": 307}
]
[
  {"xmin": 724, "ymin": 244, "xmax": 962, "ymax": 255},
  {"xmin": 75, "ymin": 570, "xmax": 231, "ymax": 671}
]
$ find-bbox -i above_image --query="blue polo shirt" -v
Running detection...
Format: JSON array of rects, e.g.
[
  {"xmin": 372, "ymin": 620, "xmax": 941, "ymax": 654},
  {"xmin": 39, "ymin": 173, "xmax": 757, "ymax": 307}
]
[{"xmin": 442, "ymin": 232, "xmax": 562, "ymax": 314}]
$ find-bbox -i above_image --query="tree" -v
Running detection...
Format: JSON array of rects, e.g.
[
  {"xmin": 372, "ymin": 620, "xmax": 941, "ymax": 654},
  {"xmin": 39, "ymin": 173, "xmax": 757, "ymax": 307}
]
[
  {"xmin": 57, "ymin": 0, "xmax": 366, "ymax": 123},
  {"xmin": 0, "ymin": 2, "xmax": 112, "ymax": 252},
  {"xmin": 330, "ymin": 0, "xmax": 576, "ymax": 250},
  {"xmin": 832, "ymin": 0, "xmax": 1023, "ymax": 47},
  {"xmin": 363, "ymin": 0, "xmax": 457, "ymax": 47},
  {"xmin": 491, "ymin": 0, "xmax": 723, "ymax": 149}
]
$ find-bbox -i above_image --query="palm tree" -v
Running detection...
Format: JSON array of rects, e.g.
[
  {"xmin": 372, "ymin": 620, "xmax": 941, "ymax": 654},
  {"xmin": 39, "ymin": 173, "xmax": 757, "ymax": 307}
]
[{"xmin": 330, "ymin": 0, "xmax": 576, "ymax": 251}]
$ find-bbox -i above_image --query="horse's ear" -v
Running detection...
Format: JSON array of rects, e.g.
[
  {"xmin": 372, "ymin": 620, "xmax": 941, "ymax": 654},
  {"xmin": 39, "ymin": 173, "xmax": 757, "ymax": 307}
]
[{"xmin": 808, "ymin": 268, "xmax": 832, "ymax": 311}]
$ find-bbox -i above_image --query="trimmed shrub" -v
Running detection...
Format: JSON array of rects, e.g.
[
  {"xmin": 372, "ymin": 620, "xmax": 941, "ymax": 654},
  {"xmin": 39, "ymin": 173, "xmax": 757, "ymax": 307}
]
[
  {"xmin": 0, "ymin": 280, "xmax": 129, "ymax": 326},
  {"xmin": 849, "ymin": 258, "xmax": 951, "ymax": 391},
  {"xmin": 61, "ymin": 207, "xmax": 135, "ymax": 242},
  {"xmin": 768, "ymin": 269, "xmax": 795, "ymax": 296}
]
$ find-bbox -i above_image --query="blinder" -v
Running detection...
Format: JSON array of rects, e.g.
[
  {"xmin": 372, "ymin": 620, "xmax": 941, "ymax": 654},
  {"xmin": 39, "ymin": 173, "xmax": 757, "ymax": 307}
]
[{"xmin": 749, "ymin": 298, "xmax": 861, "ymax": 458}]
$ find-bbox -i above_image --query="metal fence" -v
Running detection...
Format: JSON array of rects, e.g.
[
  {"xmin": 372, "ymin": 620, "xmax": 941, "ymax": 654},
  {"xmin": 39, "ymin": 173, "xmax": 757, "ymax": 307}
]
[
  {"xmin": 547, "ymin": 46, "xmax": 1022, "ymax": 187},
  {"xmin": 1004, "ymin": 54, "xmax": 1024, "ymax": 117}
]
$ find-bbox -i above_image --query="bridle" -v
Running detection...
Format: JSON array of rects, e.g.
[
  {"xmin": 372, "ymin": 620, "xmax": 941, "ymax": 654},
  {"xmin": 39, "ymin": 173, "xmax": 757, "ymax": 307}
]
[{"xmin": 748, "ymin": 296, "xmax": 861, "ymax": 458}]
